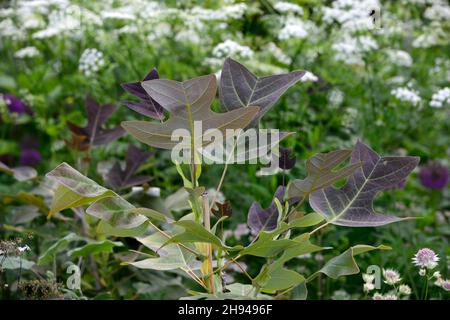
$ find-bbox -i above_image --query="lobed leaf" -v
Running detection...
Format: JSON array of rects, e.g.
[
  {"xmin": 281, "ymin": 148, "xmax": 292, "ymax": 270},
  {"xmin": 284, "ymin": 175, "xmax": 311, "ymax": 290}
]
[
  {"xmin": 219, "ymin": 57, "xmax": 306, "ymax": 126},
  {"xmin": 309, "ymin": 141, "xmax": 420, "ymax": 227}
]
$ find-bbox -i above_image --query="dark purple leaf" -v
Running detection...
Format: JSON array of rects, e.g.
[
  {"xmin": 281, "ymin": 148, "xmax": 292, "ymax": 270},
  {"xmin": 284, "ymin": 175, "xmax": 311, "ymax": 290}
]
[
  {"xmin": 309, "ymin": 141, "xmax": 420, "ymax": 227},
  {"xmin": 278, "ymin": 147, "xmax": 297, "ymax": 170},
  {"xmin": 121, "ymin": 68, "xmax": 164, "ymax": 121},
  {"xmin": 106, "ymin": 144, "xmax": 154, "ymax": 191},
  {"xmin": 248, "ymin": 186, "xmax": 299, "ymax": 233},
  {"xmin": 67, "ymin": 96, "xmax": 125, "ymax": 148},
  {"xmin": 212, "ymin": 200, "xmax": 233, "ymax": 218},
  {"xmin": 219, "ymin": 58, "xmax": 306, "ymax": 126}
]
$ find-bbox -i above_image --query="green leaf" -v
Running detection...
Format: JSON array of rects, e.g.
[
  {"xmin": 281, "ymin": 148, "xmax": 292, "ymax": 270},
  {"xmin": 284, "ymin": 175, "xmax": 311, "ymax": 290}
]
[
  {"xmin": 86, "ymin": 196, "xmax": 147, "ymax": 229},
  {"xmin": 262, "ymin": 268, "xmax": 305, "ymax": 292},
  {"xmin": 162, "ymin": 220, "xmax": 237, "ymax": 251},
  {"xmin": 96, "ymin": 220, "xmax": 148, "ymax": 237},
  {"xmin": 316, "ymin": 244, "xmax": 391, "ymax": 279},
  {"xmin": 38, "ymin": 233, "xmax": 81, "ymax": 265},
  {"xmin": 0, "ymin": 256, "xmax": 35, "ymax": 270},
  {"xmin": 239, "ymin": 232, "xmax": 298, "ymax": 258},
  {"xmin": 127, "ymin": 207, "xmax": 173, "ymax": 223},
  {"xmin": 46, "ymin": 163, "xmax": 114, "ymax": 217},
  {"xmin": 128, "ymin": 233, "xmax": 195, "ymax": 271},
  {"xmin": 68, "ymin": 240, "xmax": 123, "ymax": 257},
  {"xmin": 0, "ymin": 75, "xmax": 16, "ymax": 90},
  {"xmin": 289, "ymin": 212, "xmax": 325, "ymax": 228}
]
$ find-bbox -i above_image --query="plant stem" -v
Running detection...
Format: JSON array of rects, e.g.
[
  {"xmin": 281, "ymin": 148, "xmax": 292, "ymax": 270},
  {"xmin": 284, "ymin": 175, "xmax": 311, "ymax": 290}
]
[{"xmin": 202, "ymin": 192, "xmax": 215, "ymax": 294}]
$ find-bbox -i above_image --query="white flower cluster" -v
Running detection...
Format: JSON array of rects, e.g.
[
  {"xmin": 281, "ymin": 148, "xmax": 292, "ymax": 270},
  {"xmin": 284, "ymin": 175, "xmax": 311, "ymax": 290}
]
[
  {"xmin": 430, "ymin": 87, "xmax": 450, "ymax": 108},
  {"xmin": 391, "ymin": 87, "xmax": 421, "ymax": 106},
  {"xmin": 211, "ymin": 40, "xmax": 254, "ymax": 60},
  {"xmin": 266, "ymin": 43, "xmax": 292, "ymax": 65},
  {"xmin": 79, "ymin": 48, "xmax": 106, "ymax": 77},
  {"xmin": 332, "ymin": 35, "xmax": 378, "ymax": 66},
  {"xmin": 322, "ymin": 0, "xmax": 381, "ymax": 32},
  {"xmin": 424, "ymin": 1, "xmax": 450, "ymax": 21},
  {"xmin": 278, "ymin": 17, "xmax": 316, "ymax": 41},
  {"xmin": 412, "ymin": 25, "xmax": 447, "ymax": 48},
  {"xmin": 274, "ymin": 2, "xmax": 304, "ymax": 15},
  {"xmin": 385, "ymin": 49, "xmax": 413, "ymax": 67},
  {"xmin": 14, "ymin": 46, "xmax": 40, "ymax": 58}
]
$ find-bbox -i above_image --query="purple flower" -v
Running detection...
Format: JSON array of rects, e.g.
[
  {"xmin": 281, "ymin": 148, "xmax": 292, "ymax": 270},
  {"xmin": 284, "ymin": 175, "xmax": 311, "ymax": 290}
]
[
  {"xmin": 412, "ymin": 248, "xmax": 439, "ymax": 269},
  {"xmin": 2, "ymin": 94, "xmax": 31, "ymax": 115},
  {"xmin": 419, "ymin": 161, "xmax": 449, "ymax": 190},
  {"xmin": 20, "ymin": 148, "xmax": 41, "ymax": 167}
]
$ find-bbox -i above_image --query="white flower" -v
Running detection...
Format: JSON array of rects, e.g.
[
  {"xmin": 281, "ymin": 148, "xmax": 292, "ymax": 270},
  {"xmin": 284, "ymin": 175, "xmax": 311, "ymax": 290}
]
[
  {"xmin": 362, "ymin": 273, "xmax": 375, "ymax": 284},
  {"xmin": 274, "ymin": 2, "xmax": 304, "ymax": 15},
  {"xmin": 328, "ymin": 89, "xmax": 344, "ymax": 106},
  {"xmin": 424, "ymin": 2, "xmax": 450, "ymax": 21},
  {"xmin": 300, "ymin": 71, "xmax": 318, "ymax": 82},
  {"xmin": 372, "ymin": 292, "xmax": 383, "ymax": 300},
  {"xmin": 412, "ymin": 248, "xmax": 439, "ymax": 269},
  {"xmin": 383, "ymin": 294, "xmax": 398, "ymax": 300},
  {"xmin": 18, "ymin": 245, "xmax": 30, "ymax": 252},
  {"xmin": 14, "ymin": 46, "xmax": 40, "ymax": 59},
  {"xmin": 79, "ymin": 48, "xmax": 106, "ymax": 77},
  {"xmin": 433, "ymin": 271, "xmax": 442, "ymax": 279},
  {"xmin": 364, "ymin": 283, "xmax": 375, "ymax": 292},
  {"xmin": 419, "ymin": 268, "xmax": 426, "ymax": 276},
  {"xmin": 430, "ymin": 87, "xmax": 450, "ymax": 108},
  {"xmin": 385, "ymin": 49, "xmax": 413, "ymax": 67},
  {"xmin": 322, "ymin": 0, "xmax": 381, "ymax": 31},
  {"xmin": 331, "ymin": 35, "xmax": 378, "ymax": 66},
  {"xmin": 278, "ymin": 17, "xmax": 316, "ymax": 40},
  {"xmin": 383, "ymin": 269, "xmax": 401, "ymax": 285},
  {"xmin": 399, "ymin": 284, "xmax": 411, "ymax": 295},
  {"xmin": 212, "ymin": 40, "xmax": 254, "ymax": 59},
  {"xmin": 391, "ymin": 87, "xmax": 421, "ymax": 106}
]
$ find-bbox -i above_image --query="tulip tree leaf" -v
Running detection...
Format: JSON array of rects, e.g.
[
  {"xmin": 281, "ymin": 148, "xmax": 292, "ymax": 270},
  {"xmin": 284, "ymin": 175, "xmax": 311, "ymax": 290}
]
[
  {"xmin": 287, "ymin": 149, "xmax": 362, "ymax": 201},
  {"xmin": 67, "ymin": 96, "xmax": 124, "ymax": 148},
  {"xmin": 239, "ymin": 231, "xmax": 298, "ymax": 258},
  {"xmin": 316, "ymin": 244, "xmax": 391, "ymax": 279},
  {"xmin": 162, "ymin": 220, "xmax": 239, "ymax": 251},
  {"xmin": 219, "ymin": 57, "xmax": 306, "ymax": 126},
  {"xmin": 261, "ymin": 268, "xmax": 305, "ymax": 292},
  {"xmin": 121, "ymin": 68, "xmax": 165, "ymax": 121},
  {"xmin": 96, "ymin": 220, "xmax": 148, "ymax": 237},
  {"xmin": 68, "ymin": 240, "xmax": 123, "ymax": 257},
  {"xmin": 248, "ymin": 186, "xmax": 299, "ymax": 233},
  {"xmin": 106, "ymin": 144, "xmax": 154, "ymax": 191},
  {"xmin": 309, "ymin": 141, "xmax": 420, "ymax": 227},
  {"xmin": 46, "ymin": 163, "xmax": 115, "ymax": 217},
  {"xmin": 122, "ymin": 74, "xmax": 259, "ymax": 150},
  {"xmin": 86, "ymin": 196, "xmax": 148, "ymax": 229},
  {"xmin": 129, "ymin": 233, "xmax": 196, "ymax": 271}
]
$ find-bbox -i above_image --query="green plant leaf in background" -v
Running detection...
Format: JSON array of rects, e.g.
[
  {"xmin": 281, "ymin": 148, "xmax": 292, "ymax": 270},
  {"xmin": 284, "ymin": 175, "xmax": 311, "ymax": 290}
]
[
  {"xmin": 38, "ymin": 233, "xmax": 81, "ymax": 265},
  {"xmin": 68, "ymin": 240, "xmax": 123, "ymax": 257}
]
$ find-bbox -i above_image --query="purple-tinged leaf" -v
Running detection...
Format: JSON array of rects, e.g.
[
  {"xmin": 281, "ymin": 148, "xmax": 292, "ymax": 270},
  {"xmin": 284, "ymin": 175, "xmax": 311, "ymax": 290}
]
[
  {"xmin": 309, "ymin": 141, "xmax": 420, "ymax": 227},
  {"xmin": 121, "ymin": 68, "xmax": 165, "ymax": 121},
  {"xmin": 67, "ymin": 96, "xmax": 124, "ymax": 148},
  {"xmin": 248, "ymin": 186, "xmax": 299, "ymax": 233},
  {"xmin": 287, "ymin": 149, "xmax": 362, "ymax": 201},
  {"xmin": 219, "ymin": 58, "xmax": 306, "ymax": 126},
  {"xmin": 278, "ymin": 147, "xmax": 297, "ymax": 170},
  {"xmin": 106, "ymin": 144, "xmax": 154, "ymax": 191},
  {"xmin": 212, "ymin": 200, "xmax": 233, "ymax": 218},
  {"xmin": 122, "ymin": 74, "xmax": 259, "ymax": 150}
]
